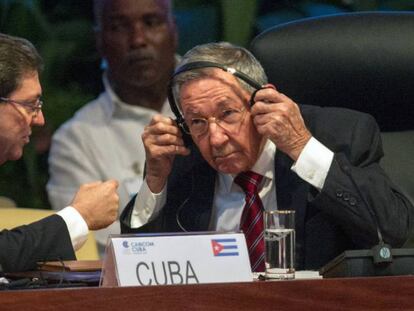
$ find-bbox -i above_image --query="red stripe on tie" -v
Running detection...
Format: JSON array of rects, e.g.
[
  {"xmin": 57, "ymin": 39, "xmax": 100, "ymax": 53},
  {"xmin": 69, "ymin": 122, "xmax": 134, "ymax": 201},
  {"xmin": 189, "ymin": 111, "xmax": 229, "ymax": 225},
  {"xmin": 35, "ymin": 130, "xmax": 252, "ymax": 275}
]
[{"xmin": 234, "ymin": 171, "xmax": 265, "ymax": 272}]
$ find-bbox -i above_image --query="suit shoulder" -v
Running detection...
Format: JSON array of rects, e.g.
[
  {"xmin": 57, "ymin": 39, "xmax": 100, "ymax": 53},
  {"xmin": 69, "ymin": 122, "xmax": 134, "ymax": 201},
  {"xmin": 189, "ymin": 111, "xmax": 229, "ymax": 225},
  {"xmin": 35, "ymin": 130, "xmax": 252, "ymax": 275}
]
[{"xmin": 300, "ymin": 105, "xmax": 378, "ymax": 131}]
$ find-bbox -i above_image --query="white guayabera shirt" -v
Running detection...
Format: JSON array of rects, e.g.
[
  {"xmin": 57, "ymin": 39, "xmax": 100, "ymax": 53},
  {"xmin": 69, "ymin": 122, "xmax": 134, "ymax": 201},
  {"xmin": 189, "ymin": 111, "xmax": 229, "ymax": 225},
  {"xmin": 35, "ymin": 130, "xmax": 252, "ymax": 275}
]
[{"xmin": 47, "ymin": 73, "xmax": 173, "ymax": 251}]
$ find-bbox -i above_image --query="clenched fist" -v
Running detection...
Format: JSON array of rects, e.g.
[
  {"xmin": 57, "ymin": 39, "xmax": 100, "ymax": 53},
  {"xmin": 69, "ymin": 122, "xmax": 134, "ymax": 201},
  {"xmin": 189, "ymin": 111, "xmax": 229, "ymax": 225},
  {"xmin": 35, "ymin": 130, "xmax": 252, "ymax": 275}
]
[{"xmin": 71, "ymin": 180, "xmax": 119, "ymax": 230}]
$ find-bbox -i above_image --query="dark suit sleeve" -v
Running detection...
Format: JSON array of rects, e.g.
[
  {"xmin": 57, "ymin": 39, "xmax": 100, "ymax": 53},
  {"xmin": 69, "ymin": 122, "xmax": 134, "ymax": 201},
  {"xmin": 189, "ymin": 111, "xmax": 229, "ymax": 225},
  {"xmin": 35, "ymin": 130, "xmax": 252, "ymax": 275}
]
[
  {"xmin": 120, "ymin": 194, "xmax": 138, "ymax": 233},
  {"xmin": 0, "ymin": 214, "xmax": 76, "ymax": 272},
  {"xmin": 120, "ymin": 194, "xmax": 166, "ymax": 234},
  {"xmin": 310, "ymin": 111, "xmax": 414, "ymax": 248}
]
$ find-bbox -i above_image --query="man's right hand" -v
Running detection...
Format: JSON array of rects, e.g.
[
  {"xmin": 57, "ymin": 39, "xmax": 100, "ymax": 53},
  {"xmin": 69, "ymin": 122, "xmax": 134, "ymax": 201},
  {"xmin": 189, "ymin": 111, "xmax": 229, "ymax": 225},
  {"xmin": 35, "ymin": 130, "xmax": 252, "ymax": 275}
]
[
  {"xmin": 142, "ymin": 115, "xmax": 190, "ymax": 193},
  {"xmin": 71, "ymin": 180, "xmax": 119, "ymax": 230}
]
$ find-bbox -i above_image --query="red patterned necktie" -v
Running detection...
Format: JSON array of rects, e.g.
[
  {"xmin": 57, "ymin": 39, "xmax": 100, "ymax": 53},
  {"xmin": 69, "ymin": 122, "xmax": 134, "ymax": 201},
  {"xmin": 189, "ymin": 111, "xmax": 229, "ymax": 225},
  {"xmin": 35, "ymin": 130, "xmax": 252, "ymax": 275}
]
[{"xmin": 234, "ymin": 171, "xmax": 265, "ymax": 272}]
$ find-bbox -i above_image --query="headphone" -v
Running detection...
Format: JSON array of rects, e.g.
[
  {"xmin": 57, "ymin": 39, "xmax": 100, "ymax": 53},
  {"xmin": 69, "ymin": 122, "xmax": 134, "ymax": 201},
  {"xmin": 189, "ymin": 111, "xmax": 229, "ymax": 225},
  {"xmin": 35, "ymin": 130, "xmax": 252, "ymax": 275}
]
[{"xmin": 167, "ymin": 61, "xmax": 264, "ymax": 134}]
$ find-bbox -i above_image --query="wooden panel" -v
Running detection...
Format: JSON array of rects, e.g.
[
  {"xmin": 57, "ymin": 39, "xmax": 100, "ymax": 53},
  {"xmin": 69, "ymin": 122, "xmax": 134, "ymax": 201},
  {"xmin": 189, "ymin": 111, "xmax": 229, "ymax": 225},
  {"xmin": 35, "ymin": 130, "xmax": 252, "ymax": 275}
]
[{"xmin": 0, "ymin": 276, "xmax": 412, "ymax": 311}]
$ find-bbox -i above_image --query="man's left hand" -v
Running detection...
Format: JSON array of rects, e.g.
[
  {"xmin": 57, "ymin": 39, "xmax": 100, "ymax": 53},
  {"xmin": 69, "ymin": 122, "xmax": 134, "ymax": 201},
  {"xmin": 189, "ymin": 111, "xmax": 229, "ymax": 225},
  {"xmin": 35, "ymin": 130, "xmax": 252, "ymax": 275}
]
[{"xmin": 251, "ymin": 86, "xmax": 312, "ymax": 161}]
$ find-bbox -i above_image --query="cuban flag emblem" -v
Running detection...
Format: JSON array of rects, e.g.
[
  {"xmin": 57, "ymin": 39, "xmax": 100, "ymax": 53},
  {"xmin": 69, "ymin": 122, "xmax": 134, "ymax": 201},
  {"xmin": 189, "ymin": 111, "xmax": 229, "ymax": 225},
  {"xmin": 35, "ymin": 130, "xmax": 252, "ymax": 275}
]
[{"xmin": 211, "ymin": 238, "xmax": 239, "ymax": 256}]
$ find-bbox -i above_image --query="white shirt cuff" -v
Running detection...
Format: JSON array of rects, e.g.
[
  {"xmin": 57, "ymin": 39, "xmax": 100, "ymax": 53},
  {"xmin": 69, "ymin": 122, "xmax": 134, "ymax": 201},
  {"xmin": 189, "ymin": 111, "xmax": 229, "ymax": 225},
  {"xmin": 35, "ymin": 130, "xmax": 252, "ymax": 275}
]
[
  {"xmin": 291, "ymin": 137, "xmax": 334, "ymax": 190},
  {"xmin": 57, "ymin": 206, "xmax": 89, "ymax": 251},
  {"xmin": 131, "ymin": 179, "xmax": 167, "ymax": 228}
]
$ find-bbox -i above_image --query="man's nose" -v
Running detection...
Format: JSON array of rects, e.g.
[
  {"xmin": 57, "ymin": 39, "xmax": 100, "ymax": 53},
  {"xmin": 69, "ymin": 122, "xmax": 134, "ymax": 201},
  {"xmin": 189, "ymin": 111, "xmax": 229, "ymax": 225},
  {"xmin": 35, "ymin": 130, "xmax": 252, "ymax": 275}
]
[
  {"xmin": 130, "ymin": 23, "xmax": 148, "ymax": 47},
  {"xmin": 208, "ymin": 121, "xmax": 228, "ymax": 147},
  {"xmin": 32, "ymin": 110, "xmax": 45, "ymax": 127}
]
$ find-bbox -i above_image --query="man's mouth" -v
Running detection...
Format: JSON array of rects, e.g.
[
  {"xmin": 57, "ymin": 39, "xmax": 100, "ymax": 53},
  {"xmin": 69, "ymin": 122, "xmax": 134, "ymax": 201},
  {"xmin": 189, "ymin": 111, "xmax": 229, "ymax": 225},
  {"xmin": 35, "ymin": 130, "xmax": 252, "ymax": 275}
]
[
  {"xmin": 214, "ymin": 151, "xmax": 238, "ymax": 162},
  {"xmin": 22, "ymin": 132, "xmax": 31, "ymax": 144},
  {"xmin": 127, "ymin": 52, "xmax": 154, "ymax": 64}
]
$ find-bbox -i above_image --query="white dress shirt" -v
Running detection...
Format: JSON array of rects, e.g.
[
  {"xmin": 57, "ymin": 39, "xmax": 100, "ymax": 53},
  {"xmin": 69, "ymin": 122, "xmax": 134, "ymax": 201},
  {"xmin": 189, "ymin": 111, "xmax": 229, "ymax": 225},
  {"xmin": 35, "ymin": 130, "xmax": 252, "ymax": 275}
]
[
  {"xmin": 47, "ymin": 73, "xmax": 173, "ymax": 249},
  {"xmin": 57, "ymin": 206, "xmax": 88, "ymax": 250},
  {"xmin": 131, "ymin": 137, "xmax": 334, "ymax": 230}
]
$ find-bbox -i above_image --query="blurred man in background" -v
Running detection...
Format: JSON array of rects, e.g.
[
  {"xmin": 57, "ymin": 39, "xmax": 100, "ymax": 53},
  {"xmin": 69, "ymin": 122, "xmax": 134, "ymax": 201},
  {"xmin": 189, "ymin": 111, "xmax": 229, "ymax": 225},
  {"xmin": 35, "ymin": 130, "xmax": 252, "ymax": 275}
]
[
  {"xmin": 47, "ymin": 0, "xmax": 178, "ymax": 253},
  {"xmin": 0, "ymin": 33, "xmax": 119, "ymax": 272}
]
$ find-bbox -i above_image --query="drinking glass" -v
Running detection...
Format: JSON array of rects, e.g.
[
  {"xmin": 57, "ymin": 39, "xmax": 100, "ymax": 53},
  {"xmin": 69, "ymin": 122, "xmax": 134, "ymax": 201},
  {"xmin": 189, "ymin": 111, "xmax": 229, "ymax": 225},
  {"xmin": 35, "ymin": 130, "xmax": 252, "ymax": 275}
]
[{"xmin": 264, "ymin": 210, "xmax": 295, "ymax": 279}]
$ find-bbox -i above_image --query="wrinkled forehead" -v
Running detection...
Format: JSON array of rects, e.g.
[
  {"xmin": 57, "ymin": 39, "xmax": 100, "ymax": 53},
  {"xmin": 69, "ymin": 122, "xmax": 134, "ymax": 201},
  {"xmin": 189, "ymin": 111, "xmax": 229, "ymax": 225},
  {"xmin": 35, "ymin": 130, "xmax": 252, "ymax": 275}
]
[
  {"xmin": 9, "ymin": 71, "xmax": 42, "ymax": 99},
  {"xmin": 180, "ymin": 68, "xmax": 246, "ymax": 95},
  {"xmin": 179, "ymin": 71, "xmax": 250, "ymax": 114},
  {"xmin": 179, "ymin": 69, "xmax": 250, "ymax": 113}
]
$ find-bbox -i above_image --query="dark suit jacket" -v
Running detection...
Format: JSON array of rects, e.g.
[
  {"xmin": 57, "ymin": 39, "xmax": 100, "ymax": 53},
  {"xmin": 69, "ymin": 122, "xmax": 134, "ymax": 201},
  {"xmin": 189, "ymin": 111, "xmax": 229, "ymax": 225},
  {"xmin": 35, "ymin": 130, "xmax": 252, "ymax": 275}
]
[
  {"xmin": 0, "ymin": 214, "xmax": 76, "ymax": 272},
  {"xmin": 121, "ymin": 105, "xmax": 414, "ymax": 270}
]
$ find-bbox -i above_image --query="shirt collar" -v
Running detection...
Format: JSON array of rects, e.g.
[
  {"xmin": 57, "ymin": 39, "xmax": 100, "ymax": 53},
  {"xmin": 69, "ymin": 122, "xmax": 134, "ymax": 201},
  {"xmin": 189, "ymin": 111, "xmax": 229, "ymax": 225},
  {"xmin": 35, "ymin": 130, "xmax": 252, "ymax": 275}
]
[
  {"xmin": 251, "ymin": 139, "xmax": 276, "ymax": 180},
  {"xmin": 100, "ymin": 72, "xmax": 173, "ymax": 120},
  {"xmin": 101, "ymin": 54, "xmax": 181, "ymax": 119},
  {"xmin": 218, "ymin": 139, "xmax": 276, "ymax": 193}
]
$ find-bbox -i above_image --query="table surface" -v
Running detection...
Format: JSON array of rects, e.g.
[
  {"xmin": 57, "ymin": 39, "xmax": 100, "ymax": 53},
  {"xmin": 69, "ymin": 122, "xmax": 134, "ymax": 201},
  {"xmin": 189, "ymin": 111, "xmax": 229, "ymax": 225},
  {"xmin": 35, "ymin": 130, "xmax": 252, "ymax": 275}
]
[{"xmin": 1, "ymin": 275, "xmax": 413, "ymax": 311}]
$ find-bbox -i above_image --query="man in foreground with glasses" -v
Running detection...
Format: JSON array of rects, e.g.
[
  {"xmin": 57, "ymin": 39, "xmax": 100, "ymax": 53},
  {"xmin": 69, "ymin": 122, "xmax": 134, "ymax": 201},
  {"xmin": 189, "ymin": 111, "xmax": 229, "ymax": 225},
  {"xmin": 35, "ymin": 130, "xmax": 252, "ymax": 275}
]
[
  {"xmin": 120, "ymin": 42, "xmax": 414, "ymax": 271},
  {"xmin": 0, "ymin": 33, "xmax": 120, "ymax": 272}
]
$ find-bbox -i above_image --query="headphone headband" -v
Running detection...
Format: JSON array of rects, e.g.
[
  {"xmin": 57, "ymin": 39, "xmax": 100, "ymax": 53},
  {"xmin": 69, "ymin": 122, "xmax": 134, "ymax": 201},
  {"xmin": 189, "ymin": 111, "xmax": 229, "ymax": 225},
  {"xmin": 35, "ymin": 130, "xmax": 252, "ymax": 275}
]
[
  {"xmin": 168, "ymin": 60, "xmax": 263, "ymax": 135},
  {"xmin": 172, "ymin": 61, "xmax": 262, "ymax": 89}
]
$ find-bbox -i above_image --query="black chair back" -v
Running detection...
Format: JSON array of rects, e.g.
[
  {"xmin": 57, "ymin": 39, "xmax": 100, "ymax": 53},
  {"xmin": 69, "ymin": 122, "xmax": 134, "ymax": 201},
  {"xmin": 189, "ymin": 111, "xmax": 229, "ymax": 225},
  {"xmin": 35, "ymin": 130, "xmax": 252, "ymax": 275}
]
[
  {"xmin": 250, "ymin": 12, "xmax": 414, "ymax": 131},
  {"xmin": 250, "ymin": 12, "xmax": 414, "ymax": 202}
]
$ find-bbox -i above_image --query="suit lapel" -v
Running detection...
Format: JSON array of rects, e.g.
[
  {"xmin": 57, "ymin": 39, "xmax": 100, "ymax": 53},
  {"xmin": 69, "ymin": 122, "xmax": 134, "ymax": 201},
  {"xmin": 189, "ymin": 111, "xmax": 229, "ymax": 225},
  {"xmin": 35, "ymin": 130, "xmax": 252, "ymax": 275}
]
[
  {"xmin": 176, "ymin": 160, "xmax": 216, "ymax": 232},
  {"xmin": 175, "ymin": 141, "xmax": 311, "ymax": 261}
]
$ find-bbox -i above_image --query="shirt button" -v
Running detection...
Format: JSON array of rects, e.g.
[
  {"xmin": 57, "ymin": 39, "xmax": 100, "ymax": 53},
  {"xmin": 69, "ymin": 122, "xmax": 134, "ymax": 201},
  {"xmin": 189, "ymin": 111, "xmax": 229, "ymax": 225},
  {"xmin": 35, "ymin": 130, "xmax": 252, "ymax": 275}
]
[{"xmin": 307, "ymin": 170, "xmax": 315, "ymax": 179}]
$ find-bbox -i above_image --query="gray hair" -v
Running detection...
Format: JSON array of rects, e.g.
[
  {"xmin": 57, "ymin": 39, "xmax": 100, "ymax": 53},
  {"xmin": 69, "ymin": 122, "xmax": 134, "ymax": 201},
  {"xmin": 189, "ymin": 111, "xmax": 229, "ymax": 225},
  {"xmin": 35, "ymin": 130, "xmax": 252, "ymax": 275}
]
[
  {"xmin": 93, "ymin": 0, "xmax": 174, "ymax": 31},
  {"xmin": 0, "ymin": 33, "xmax": 43, "ymax": 98},
  {"xmin": 172, "ymin": 42, "xmax": 268, "ymax": 108}
]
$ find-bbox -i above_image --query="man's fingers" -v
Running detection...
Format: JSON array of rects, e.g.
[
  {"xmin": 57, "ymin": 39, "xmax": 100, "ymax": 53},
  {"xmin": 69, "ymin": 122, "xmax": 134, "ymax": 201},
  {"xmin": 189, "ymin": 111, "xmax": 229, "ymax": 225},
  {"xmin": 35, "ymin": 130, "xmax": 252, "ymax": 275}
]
[
  {"xmin": 174, "ymin": 145, "xmax": 191, "ymax": 156},
  {"xmin": 150, "ymin": 114, "xmax": 176, "ymax": 125},
  {"xmin": 146, "ymin": 122, "xmax": 182, "ymax": 137},
  {"xmin": 153, "ymin": 133, "xmax": 186, "ymax": 146},
  {"xmin": 80, "ymin": 181, "xmax": 102, "ymax": 189},
  {"xmin": 252, "ymin": 87, "xmax": 284, "ymax": 104},
  {"xmin": 102, "ymin": 179, "xmax": 119, "ymax": 189}
]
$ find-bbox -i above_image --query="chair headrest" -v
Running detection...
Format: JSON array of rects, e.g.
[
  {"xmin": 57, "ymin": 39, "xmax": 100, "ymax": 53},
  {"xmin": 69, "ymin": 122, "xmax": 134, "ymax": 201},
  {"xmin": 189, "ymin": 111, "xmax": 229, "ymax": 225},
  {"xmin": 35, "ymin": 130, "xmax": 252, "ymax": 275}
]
[{"xmin": 250, "ymin": 12, "xmax": 414, "ymax": 131}]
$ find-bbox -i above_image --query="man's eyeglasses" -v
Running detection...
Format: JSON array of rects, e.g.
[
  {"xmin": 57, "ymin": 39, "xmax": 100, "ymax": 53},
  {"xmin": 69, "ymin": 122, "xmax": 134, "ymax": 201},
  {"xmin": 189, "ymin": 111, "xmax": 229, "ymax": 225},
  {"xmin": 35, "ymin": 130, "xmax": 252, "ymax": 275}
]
[
  {"xmin": 0, "ymin": 97, "xmax": 43, "ymax": 117},
  {"xmin": 184, "ymin": 107, "xmax": 247, "ymax": 137}
]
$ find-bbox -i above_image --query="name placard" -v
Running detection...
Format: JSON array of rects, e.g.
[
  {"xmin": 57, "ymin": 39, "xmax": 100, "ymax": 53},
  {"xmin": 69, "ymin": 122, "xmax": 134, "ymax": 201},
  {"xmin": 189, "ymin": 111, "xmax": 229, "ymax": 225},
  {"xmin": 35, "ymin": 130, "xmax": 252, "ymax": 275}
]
[{"xmin": 100, "ymin": 232, "xmax": 252, "ymax": 287}]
